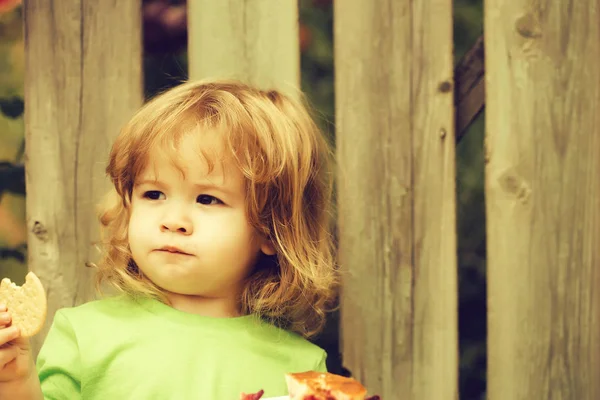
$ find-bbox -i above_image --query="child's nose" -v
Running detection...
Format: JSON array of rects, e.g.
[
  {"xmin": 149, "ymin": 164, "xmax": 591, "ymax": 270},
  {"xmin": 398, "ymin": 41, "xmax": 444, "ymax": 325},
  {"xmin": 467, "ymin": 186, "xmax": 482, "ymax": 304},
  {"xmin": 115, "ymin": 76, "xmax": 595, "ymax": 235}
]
[{"xmin": 160, "ymin": 211, "xmax": 193, "ymax": 235}]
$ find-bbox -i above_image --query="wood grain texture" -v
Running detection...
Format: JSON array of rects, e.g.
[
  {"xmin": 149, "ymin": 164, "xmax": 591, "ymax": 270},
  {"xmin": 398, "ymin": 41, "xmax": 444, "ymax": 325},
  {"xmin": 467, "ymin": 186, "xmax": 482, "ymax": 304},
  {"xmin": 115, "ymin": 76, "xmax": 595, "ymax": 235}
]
[
  {"xmin": 188, "ymin": 0, "xmax": 300, "ymax": 94},
  {"xmin": 485, "ymin": 0, "xmax": 600, "ymax": 398},
  {"xmin": 24, "ymin": 0, "xmax": 142, "ymax": 354},
  {"xmin": 335, "ymin": 1, "xmax": 457, "ymax": 398}
]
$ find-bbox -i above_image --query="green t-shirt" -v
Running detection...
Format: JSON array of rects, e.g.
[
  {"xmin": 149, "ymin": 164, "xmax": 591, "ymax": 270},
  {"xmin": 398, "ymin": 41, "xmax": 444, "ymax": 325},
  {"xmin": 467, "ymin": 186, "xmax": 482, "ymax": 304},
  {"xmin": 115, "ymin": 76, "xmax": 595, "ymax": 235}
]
[{"xmin": 36, "ymin": 295, "xmax": 327, "ymax": 399}]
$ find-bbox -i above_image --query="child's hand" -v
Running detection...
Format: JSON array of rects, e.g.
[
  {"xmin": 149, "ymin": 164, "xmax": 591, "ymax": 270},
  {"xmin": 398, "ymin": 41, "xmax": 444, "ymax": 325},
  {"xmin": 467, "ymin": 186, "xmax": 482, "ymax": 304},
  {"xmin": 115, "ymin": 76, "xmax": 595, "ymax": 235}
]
[{"xmin": 0, "ymin": 306, "xmax": 35, "ymax": 383}]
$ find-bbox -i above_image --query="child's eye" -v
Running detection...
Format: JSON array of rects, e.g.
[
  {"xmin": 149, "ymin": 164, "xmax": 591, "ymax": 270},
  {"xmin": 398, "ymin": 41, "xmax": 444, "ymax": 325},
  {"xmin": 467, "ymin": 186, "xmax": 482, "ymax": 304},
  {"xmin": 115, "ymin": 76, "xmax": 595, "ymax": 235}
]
[
  {"xmin": 143, "ymin": 191, "xmax": 165, "ymax": 200},
  {"xmin": 197, "ymin": 195, "xmax": 222, "ymax": 205}
]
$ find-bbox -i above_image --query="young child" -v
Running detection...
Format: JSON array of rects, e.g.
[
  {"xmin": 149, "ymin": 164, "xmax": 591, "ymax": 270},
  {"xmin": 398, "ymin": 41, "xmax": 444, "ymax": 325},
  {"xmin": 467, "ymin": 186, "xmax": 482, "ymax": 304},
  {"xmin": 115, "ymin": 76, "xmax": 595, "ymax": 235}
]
[{"xmin": 0, "ymin": 80, "xmax": 338, "ymax": 399}]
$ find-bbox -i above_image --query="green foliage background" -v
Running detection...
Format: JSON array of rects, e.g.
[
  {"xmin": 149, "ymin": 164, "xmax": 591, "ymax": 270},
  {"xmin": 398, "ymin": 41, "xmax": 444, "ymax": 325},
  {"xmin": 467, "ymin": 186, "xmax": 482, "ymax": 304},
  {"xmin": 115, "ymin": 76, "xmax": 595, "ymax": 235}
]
[{"xmin": 0, "ymin": 5, "xmax": 26, "ymax": 284}]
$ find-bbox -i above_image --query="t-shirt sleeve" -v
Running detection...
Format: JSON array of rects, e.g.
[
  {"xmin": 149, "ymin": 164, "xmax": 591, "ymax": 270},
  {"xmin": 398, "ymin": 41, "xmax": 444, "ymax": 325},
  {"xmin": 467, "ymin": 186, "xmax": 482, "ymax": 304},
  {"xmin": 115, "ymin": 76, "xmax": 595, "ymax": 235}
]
[
  {"xmin": 314, "ymin": 350, "xmax": 328, "ymax": 372},
  {"xmin": 36, "ymin": 310, "xmax": 82, "ymax": 399}
]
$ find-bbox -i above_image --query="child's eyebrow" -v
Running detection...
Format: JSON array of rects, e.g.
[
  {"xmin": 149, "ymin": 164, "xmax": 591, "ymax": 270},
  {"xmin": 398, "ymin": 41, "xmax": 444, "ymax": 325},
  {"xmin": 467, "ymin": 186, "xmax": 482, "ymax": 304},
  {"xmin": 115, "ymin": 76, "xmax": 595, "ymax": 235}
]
[
  {"xmin": 134, "ymin": 179, "xmax": 162, "ymax": 187},
  {"xmin": 193, "ymin": 182, "xmax": 235, "ymax": 196}
]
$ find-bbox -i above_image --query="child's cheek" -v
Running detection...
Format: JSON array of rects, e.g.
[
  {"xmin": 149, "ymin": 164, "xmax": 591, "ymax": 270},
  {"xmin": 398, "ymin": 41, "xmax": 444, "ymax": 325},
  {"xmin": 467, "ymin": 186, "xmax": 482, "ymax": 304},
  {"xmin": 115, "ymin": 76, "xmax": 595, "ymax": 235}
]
[{"xmin": 128, "ymin": 206, "xmax": 151, "ymax": 241}]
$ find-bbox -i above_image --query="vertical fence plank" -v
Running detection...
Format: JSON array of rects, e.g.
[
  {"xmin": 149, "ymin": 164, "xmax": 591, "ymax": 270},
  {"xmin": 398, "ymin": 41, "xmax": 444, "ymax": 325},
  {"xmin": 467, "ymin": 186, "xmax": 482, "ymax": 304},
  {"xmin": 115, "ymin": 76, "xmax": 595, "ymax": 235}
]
[
  {"xmin": 187, "ymin": 0, "xmax": 299, "ymax": 93},
  {"xmin": 24, "ymin": 0, "xmax": 143, "ymax": 354},
  {"xmin": 335, "ymin": 1, "xmax": 457, "ymax": 398},
  {"xmin": 485, "ymin": 1, "xmax": 600, "ymax": 398}
]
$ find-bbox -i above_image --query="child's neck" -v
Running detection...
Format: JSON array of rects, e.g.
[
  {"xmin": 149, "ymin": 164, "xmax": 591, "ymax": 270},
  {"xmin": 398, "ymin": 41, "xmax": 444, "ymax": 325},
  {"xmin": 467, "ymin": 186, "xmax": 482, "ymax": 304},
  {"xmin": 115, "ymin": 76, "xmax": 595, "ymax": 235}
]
[{"xmin": 165, "ymin": 292, "xmax": 242, "ymax": 318}]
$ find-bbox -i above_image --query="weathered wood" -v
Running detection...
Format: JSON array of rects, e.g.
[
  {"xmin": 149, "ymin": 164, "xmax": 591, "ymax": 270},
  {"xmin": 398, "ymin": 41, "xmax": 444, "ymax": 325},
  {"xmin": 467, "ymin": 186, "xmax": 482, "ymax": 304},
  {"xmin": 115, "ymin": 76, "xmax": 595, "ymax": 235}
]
[
  {"xmin": 335, "ymin": 1, "xmax": 457, "ymax": 399},
  {"xmin": 187, "ymin": 0, "xmax": 300, "ymax": 93},
  {"xmin": 24, "ymin": 0, "xmax": 142, "ymax": 354},
  {"xmin": 485, "ymin": 1, "xmax": 600, "ymax": 399},
  {"xmin": 455, "ymin": 35, "xmax": 484, "ymax": 142}
]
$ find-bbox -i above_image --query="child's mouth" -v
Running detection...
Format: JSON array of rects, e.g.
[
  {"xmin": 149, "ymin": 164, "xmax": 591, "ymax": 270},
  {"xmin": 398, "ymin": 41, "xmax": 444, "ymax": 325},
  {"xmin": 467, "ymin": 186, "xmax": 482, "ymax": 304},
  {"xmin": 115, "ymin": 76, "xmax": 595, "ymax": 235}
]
[{"xmin": 157, "ymin": 246, "xmax": 192, "ymax": 255}]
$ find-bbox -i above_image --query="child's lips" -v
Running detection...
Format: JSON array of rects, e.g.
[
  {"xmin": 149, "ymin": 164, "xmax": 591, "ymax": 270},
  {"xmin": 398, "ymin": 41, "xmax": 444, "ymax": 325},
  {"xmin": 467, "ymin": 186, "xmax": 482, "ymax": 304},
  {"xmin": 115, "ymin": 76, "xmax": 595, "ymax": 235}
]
[{"xmin": 156, "ymin": 246, "xmax": 193, "ymax": 256}]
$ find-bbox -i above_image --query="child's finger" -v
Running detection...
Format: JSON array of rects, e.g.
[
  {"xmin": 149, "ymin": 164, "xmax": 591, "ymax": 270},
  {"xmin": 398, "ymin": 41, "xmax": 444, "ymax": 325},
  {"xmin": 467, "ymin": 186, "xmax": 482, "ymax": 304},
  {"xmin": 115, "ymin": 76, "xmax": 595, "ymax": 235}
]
[
  {"xmin": 0, "ymin": 326, "xmax": 19, "ymax": 346},
  {"xmin": 0, "ymin": 312, "xmax": 11, "ymax": 326},
  {"xmin": 0, "ymin": 346, "xmax": 18, "ymax": 368}
]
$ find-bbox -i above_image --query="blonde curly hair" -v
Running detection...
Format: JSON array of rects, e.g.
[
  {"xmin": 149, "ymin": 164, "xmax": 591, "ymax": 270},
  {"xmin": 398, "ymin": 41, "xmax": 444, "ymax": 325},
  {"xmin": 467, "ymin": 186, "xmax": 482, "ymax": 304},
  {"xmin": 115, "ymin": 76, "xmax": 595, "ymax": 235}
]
[{"xmin": 96, "ymin": 79, "xmax": 338, "ymax": 337}]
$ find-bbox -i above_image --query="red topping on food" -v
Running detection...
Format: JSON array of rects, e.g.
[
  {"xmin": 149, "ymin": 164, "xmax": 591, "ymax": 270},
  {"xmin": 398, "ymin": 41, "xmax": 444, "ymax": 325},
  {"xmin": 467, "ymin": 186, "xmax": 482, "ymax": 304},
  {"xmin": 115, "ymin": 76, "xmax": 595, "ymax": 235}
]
[{"xmin": 240, "ymin": 389, "xmax": 264, "ymax": 400}]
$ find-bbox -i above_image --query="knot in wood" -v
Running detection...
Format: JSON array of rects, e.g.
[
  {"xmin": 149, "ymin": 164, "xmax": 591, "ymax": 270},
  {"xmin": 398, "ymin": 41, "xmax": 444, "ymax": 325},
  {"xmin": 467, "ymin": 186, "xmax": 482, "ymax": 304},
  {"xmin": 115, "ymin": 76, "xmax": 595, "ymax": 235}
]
[
  {"xmin": 32, "ymin": 221, "xmax": 49, "ymax": 242},
  {"xmin": 498, "ymin": 170, "xmax": 531, "ymax": 204},
  {"xmin": 438, "ymin": 81, "xmax": 453, "ymax": 93},
  {"xmin": 515, "ymin": 13, "xmax": 542, "ymax": 38}
]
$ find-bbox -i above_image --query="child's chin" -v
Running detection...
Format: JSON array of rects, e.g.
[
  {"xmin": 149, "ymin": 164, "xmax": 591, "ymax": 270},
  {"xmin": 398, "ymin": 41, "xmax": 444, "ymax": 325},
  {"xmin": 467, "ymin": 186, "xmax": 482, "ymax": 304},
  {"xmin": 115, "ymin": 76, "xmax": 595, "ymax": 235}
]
[{"xmin": 142, "ymin": 268, "xmax": 206, "ymax": 292}]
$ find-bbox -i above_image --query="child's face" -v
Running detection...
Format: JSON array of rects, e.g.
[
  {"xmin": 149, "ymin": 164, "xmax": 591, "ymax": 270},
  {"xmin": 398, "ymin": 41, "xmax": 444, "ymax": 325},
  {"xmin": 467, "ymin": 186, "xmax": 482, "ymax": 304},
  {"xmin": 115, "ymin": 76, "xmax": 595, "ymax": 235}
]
[{"xmin": 127, "ymin": 132, "xmax": 273, "ymax": 308}]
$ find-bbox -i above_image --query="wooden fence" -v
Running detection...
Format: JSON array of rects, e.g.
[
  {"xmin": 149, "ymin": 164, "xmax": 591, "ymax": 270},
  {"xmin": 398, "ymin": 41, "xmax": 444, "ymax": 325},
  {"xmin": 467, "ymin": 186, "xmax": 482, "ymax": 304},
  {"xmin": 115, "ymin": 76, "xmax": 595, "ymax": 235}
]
[
  {"xmin": 335, "ymin": 2, "xmax": 457, "ymax": 399},
  {"xmin": 21, "ymin": 1, "xmax": 600, "ymax": 399},
  {"xmin": 485, "ymin": 1, "xmax": 600, "ymax": 399},
  {"xmin": 24, "ymin": 0, "xmax": 143, "ymax": 354}
]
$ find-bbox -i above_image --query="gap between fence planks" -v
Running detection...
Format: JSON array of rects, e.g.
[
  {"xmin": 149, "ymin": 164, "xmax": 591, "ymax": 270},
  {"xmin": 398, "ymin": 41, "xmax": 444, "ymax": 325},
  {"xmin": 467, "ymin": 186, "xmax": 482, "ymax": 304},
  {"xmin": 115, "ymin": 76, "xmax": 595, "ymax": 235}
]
[{"xmin": 455, "ymin": 35, "xmax": 484, "ymax": 142}]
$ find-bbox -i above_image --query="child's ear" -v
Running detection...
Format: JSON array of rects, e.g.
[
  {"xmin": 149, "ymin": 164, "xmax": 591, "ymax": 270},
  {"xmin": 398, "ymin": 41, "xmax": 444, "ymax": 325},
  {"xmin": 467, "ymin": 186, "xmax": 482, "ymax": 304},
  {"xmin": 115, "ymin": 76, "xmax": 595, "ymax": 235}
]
[{"xmin": 260, "ymin": 240, "xmax": 276, "ymax": 256}]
